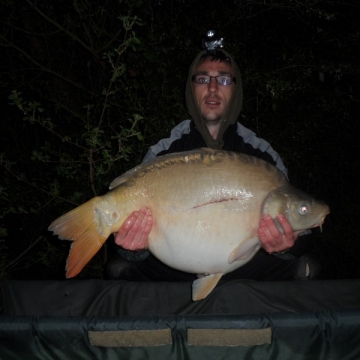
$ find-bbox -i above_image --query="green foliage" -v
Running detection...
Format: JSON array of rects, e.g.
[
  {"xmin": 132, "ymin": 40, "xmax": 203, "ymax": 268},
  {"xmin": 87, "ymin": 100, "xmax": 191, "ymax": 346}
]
[{"xmin": 0, "ymin": 0, "xmax": 359, "ymax": 279}]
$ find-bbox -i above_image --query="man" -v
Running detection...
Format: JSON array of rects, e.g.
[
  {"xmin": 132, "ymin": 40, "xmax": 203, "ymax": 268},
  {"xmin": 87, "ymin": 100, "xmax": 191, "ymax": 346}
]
[{"xmin": 105, "ymin": 48, "xmax": 318, "ymax": 281}]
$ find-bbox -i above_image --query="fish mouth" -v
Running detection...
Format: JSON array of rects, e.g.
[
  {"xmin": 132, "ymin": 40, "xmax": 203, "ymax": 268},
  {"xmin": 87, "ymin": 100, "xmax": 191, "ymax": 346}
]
[{"xmin": 310, "ymin": 212, "xmax": 330, "ymax": 232}]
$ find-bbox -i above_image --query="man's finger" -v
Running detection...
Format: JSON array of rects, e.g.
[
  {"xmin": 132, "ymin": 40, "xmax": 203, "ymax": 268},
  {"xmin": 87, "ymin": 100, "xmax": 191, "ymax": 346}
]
[
  {"xmin": 117, "ymin": 211, "xmax": 140, "ymax": 237},
  {"xmin": 261, "ymin": 214, "xmax": 281, "ymax": 238},
  {"xmin": 276, "ymin": 214, "xmax": 293, "ymax": 235},
  {"xmin": 114, "ymin": 208, "xmax": 153, "ymax": 250}
]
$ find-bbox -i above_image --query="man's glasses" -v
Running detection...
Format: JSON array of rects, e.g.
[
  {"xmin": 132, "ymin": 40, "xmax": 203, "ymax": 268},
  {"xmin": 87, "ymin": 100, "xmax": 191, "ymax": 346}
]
[{"xmin": 192, "ymin": 74, "xmax": 236, "ymax": 86}]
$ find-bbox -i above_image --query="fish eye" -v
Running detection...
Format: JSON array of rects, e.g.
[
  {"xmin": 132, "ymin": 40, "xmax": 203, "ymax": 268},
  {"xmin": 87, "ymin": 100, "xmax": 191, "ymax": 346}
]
[{"xmin": 298, "ymin": 204, "xmax": 309, "ymax": 215}]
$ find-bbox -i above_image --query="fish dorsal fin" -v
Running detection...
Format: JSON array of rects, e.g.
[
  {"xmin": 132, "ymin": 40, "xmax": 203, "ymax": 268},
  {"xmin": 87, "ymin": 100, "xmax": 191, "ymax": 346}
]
[
  {"xmin": 192, "ymin": 273, "xmax": 223, "ymax": 301},
  {"xmin": 228, "ymin": 237, "xmax": 261, "ymax": 264},
  {"xmin": 109, "ymin": 148, "xmax": 223, "ymax": 190},
  {"xmin": 109, "ymin": 164, "xmax": 144, "ymax": 189}
]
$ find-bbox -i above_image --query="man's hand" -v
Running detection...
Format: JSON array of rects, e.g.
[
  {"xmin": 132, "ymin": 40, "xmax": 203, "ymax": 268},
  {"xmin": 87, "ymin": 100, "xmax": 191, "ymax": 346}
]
[
  {"xmin": 114, "ymin": 207, "xmax": 153, "ymax": 251},
  {"xmin": 257, "ymin": 214, "xmax": 301, "ymax": 253}
]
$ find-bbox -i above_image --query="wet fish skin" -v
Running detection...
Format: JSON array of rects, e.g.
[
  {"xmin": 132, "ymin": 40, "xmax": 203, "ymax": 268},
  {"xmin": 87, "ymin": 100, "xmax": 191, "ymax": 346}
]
[{"xmin": 48, "ymin": 148, "xmax": 329, "ymax": 301}]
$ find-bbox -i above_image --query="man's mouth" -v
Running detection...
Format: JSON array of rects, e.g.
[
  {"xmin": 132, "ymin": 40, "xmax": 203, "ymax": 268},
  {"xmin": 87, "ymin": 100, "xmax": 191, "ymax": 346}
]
[{"xmin": 204, "ymin": 98, "xmax": 221, "ymax": 107}]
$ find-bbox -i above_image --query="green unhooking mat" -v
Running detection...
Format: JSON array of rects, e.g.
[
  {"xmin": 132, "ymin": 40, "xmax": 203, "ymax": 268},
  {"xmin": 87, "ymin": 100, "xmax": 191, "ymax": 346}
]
[{"xmin": 1, "ymin": 279, "xmax": 360, "ymax": 359}]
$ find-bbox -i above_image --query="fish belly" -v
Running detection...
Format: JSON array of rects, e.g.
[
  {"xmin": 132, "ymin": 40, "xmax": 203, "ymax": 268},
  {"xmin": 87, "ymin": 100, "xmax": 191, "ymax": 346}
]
[{"xmin": 148, "ymin": 198, "xmax": 262, "ymax": 276}]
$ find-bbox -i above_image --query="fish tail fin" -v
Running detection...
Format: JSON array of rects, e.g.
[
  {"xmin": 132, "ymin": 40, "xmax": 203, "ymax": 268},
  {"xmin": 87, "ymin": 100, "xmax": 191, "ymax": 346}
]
[{"xmin": 48, "ymin": 197, "xmax": 109, "ymax": 278}]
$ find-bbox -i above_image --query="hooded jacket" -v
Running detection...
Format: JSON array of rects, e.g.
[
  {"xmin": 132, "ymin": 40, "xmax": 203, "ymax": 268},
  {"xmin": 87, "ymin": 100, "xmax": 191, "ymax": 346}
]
[
  {"xmin": 185, "ymin": 49, "xmax": 243, "ymax": 149},
  {"xmin": 143, "ymin": 50, "xmax": 287, "ymax": 176}
]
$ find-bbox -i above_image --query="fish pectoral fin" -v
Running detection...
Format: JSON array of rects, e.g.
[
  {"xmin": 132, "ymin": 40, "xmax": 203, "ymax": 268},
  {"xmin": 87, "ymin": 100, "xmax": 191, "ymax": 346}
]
[
  {"xmin": 228, "ymin": 236, "xmax": 261, "ymax": 263},
  {"xmin": 192, "ymin": 273, "xmax": 223, "ymax": 301}
]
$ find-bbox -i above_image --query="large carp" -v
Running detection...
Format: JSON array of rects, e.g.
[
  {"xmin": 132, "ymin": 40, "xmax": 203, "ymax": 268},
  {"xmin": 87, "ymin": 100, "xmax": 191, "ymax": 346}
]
[{"xmin": 49, "ymin": 148, "xmax": 329, "ymax": 301}]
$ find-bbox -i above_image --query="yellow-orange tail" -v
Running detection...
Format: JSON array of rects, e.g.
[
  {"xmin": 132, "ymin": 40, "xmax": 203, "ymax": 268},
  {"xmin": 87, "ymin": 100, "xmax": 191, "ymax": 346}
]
[{"xmin": 48, "ymin": 197, "xmax": 109, "ymax": 278}]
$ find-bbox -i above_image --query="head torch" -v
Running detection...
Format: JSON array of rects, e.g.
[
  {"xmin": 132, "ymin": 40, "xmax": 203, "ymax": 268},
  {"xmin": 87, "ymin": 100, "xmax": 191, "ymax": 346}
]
[{"xmin": 201, "ymin": 30, "xmax": 224, "ymax": 55}]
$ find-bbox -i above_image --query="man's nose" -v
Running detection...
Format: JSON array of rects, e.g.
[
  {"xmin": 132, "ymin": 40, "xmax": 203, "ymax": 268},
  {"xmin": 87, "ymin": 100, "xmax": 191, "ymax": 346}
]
[{"xmin": 208, "ymin": 77, "xmax": 218, "ymax": 92}]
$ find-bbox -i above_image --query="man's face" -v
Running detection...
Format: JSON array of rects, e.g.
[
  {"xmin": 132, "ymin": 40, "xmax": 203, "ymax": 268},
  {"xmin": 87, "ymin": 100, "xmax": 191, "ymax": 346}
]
[{"xmin": 193, "ymin": 58, "xmax": 236, "ymax": 124}]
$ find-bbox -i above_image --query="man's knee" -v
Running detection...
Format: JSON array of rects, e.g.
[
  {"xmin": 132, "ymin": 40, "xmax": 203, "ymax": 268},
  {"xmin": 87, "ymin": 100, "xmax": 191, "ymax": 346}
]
[{"xmin": 104, "ymin": 255, "xmax": 148, "ymax": 281}]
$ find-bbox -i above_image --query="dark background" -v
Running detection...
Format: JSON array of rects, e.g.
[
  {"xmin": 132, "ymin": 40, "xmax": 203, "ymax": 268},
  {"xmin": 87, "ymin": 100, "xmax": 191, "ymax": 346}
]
[{"xmin": 0, "ymin": 0, "xmax": 359, "ymax": 280}]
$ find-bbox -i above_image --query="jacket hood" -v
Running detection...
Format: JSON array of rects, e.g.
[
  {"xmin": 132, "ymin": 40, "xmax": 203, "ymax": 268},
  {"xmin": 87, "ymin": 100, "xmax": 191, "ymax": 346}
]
[{"xmin": 185, "ymin": 49, "xmax": 243, "ymax": 149}]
